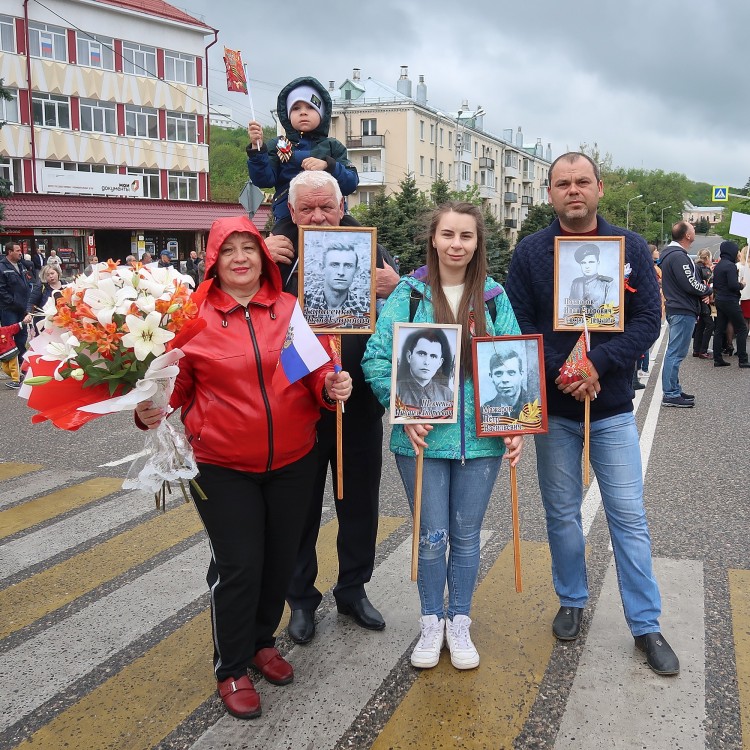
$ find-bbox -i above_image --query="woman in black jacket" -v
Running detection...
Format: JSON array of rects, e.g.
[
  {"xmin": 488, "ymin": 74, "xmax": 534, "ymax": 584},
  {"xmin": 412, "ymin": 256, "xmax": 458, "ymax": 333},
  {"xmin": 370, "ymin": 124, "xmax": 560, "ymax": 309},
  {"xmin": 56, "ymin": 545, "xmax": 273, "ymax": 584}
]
[
  {"xmin": 692, "ymin": 249, "xmax": 714, "ymax": 358},
  {"xmin": 712, "ymin": 241, "xmax": 749, "ymax": 367}
]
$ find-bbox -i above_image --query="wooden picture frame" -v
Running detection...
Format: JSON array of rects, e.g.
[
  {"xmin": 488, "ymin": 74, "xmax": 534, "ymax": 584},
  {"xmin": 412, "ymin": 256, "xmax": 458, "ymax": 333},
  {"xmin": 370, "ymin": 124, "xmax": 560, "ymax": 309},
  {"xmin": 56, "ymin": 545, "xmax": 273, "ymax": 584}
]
[
  {"xmin": 298, "ymin": 226, "xmax": 377, "ymax": 334},
  {"xmin": 472, "ymin": 334, "xmax": 548, "ymax": 437},
  {"xmin": 553, "ymin": 236, "xmax": 625, "ymax": 332},
  {"xmin": 389, "ymin": 322, "xmax": 462, "ymax": 424}
]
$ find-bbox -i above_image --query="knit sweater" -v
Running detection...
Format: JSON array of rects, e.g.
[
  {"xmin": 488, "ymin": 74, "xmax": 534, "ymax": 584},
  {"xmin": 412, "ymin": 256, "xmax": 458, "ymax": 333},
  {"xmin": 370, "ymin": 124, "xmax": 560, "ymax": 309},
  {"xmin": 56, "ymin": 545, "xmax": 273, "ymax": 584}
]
[{"xmin": 505, "ymin": 216, "xmax": 661, "ymax": 422}]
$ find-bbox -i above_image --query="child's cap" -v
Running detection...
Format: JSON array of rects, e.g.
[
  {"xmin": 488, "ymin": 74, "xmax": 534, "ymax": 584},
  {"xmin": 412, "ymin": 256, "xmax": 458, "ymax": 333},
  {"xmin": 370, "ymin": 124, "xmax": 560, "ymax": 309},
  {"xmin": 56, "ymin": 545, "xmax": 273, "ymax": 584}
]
[{"xmin": 286, "ymin": 85, "xmax": 325, "ymax": 121}]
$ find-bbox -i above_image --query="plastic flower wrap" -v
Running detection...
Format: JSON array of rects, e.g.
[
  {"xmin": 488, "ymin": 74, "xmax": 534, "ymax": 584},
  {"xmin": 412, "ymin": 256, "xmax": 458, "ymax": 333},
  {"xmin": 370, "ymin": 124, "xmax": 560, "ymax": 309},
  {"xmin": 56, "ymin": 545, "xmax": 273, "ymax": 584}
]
[{"xmin": 20, "ymin": 260, "xmax": 207, "ymax": 505}]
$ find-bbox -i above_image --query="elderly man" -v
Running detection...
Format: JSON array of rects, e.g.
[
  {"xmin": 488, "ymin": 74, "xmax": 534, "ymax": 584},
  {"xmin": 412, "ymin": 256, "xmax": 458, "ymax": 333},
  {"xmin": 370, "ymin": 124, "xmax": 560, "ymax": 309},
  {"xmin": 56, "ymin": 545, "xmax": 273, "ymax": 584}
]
[
  {"xmin": 659, "ymin": 221, "xmax": 712, "ymax": 406},
  {"xmin": 265, "ymin": 171, "xmax": 399, "ymax": 644},
  {"xmin": 504, "ymin": 152, "xmax": 679, "ymax": 676},
  {"xmin": 0, "ymin": 242, "xmax": 33, "ymax": 364}
]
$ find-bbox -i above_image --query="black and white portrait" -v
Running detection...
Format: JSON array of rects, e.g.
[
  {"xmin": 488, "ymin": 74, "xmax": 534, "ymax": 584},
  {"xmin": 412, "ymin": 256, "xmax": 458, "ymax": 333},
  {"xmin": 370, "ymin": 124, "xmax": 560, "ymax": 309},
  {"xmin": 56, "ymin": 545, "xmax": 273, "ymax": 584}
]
[
  {"xmin": 473, "ymin": 335, "xmax": 547, "ymax": 436},
  {"xmin": 390, "ymin": 323, "xmax": 461, "ymax": 424},
  {"xmin": 299, "ymin": 226, "xmax": 376, "ymax": 333},
  {"xmin": 554, "ymin": 237, "xmax": 625, "ymax": 332}
]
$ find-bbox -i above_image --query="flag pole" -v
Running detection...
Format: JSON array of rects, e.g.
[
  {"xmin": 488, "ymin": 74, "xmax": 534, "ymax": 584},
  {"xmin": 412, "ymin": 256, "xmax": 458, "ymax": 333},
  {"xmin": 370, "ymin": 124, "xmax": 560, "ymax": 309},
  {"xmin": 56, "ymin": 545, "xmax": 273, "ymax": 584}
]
[
  {"xmin": 331, "ymin": 334, "xmax": 344, "ymax": 500},
  {"xmin": 582, "ymin": 308, "xmax": 591, "ymax": 486},
  {"xmin": 411, "ymin": 446, "xmax": 424, "ymax": 581},
  {"xmin": 510, "ymin": 463, "xmax": 522, "ymax": 592},
  {"xmin": 243, "ymin": 63, "xmax": 262, "ymax": 151}
]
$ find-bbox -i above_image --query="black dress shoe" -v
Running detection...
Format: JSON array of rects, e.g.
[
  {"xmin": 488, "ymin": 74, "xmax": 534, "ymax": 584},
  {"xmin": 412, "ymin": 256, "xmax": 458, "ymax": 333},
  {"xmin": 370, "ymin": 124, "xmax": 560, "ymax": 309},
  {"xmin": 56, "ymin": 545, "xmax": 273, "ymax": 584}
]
[
  {"xmin": 336, "ymin": 596, "xmax": 386, "ymax": 631},
  {"xmin": 739, "ymin": 361, "xmax": 750, "ymax": 369},
  {"xmin": 714, "ymin": 359, "xmax": 731, "ymax": 367},
  {"xmin": 634, "ymin": 632, "xmax": 680, "ymax": 675},
  {"xmin": 552, "ymin": 606, "xmax": 583, "ymax": 640},
  {"xmin": 287, "ymin": 609, "xmax": 315, "ymax": 645}
]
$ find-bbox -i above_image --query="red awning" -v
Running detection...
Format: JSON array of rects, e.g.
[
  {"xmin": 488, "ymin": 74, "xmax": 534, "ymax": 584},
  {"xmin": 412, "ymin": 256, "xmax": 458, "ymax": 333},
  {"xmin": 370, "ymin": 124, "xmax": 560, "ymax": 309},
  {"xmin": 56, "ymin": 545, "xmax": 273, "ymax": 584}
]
[{"xmin": 0, "ymin": 195, "xmax": 271, "ymax": 233}]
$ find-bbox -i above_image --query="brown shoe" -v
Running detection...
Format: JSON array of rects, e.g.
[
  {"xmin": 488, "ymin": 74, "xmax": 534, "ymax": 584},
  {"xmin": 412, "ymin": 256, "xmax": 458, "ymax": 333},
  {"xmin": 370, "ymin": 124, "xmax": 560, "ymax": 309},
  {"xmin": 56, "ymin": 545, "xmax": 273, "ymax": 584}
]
[
  {"xmin": 217, "ymin": 674, "xmax": 261, "ymax": 719},
  {"xmin": 251, "ymin": 646, "xmax": 294, "ymax": 685}
]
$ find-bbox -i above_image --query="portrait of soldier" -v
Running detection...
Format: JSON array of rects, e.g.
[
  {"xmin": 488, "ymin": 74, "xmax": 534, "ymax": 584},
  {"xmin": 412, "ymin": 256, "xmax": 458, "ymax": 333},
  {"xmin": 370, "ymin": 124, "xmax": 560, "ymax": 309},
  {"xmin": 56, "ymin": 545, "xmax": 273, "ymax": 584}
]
[
  {"xmin": 481, "ymin": 348, "xmax": 528, "ymax": 419},
  {"xmin": 568, "ymin": 243, "xmax": 614, "ymax": 313},
  {"xmin": 396, "ymin": 327, "xmax": 454, "ymax": 414},
  {"xmin": 304, "ymin": 242, "xmax": 370, "ymax": 316}
]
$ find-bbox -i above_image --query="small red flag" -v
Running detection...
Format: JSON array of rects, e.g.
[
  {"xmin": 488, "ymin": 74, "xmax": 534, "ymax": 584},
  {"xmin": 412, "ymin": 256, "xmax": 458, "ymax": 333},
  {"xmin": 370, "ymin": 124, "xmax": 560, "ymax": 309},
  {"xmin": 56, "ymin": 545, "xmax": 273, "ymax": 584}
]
[{"xmin": 223, "ymin": 47, "xmax": 248, "ymax": 94}]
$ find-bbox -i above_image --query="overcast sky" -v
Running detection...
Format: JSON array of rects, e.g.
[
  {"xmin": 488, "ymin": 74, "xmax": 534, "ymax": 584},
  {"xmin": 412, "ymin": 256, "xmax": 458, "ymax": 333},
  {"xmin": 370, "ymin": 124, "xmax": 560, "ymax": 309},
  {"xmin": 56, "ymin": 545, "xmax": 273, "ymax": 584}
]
[{"xmin": 177, "ymin": 0, "xmax": 750, "ymax": 189}]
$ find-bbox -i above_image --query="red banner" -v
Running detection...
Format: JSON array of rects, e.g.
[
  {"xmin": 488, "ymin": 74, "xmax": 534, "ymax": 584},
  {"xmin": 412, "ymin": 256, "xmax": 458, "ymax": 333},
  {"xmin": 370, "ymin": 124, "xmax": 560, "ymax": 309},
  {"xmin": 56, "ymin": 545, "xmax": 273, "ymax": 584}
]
[{"xmin": 223, "ymin": 47, "xmax": 248, "ymax": 95}]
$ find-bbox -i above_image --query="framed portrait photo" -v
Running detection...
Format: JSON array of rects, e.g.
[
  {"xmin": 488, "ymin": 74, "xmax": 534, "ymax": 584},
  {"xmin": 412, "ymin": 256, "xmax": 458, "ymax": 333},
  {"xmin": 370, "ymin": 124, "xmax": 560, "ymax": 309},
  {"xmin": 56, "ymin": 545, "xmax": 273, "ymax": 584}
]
[
  {"xmin": 472, "ymin": 335, "xmax": 548, "ymax": 437},
  {"xmin": 298, "ymin": 226, "xmax": 377, "ymax": 334},
  {"xmin": 389, "ymin": 322, "xmax": 462, "ymax": 424},
  {"xmin": 553, "ymin": 236, "xmax": 625, "ymax": 332}
]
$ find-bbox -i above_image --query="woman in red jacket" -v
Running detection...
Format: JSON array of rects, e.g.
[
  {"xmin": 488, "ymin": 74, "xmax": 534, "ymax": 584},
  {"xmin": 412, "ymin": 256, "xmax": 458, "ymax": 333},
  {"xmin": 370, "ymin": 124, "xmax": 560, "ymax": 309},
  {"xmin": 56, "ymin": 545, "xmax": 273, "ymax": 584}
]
[{"xmin": 136, "ymin": 216, "xmax": 351, "ymax": 719}]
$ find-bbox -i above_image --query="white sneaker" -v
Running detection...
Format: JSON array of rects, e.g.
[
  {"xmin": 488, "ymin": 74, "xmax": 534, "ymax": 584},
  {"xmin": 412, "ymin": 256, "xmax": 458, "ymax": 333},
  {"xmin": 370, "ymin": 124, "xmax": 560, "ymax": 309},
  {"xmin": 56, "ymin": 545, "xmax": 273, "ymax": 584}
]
[
  {"xmin": 410, "ymin": 615, "xmax": 445, "ymax": 668},
  {"xmin": 445, "ymin": 614, "xmax": 479, "ymax": 669}
]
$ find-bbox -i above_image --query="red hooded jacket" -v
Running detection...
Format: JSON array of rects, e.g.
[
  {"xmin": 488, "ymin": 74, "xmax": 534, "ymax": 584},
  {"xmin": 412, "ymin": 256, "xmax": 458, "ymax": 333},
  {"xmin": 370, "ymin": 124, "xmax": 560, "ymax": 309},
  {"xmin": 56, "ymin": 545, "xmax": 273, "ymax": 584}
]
[{"xmin": 171, "ymin": 216, "xmax": 334, "ymax": 473}]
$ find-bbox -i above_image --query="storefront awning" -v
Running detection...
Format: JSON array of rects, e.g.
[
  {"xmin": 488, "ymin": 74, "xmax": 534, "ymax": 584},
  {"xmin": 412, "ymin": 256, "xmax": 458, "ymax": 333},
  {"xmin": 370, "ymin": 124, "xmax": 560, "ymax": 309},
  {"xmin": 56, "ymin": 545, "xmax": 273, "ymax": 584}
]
[{"xmin": 0, "ymin": 194, "xmax": 271, "ymax": 233}]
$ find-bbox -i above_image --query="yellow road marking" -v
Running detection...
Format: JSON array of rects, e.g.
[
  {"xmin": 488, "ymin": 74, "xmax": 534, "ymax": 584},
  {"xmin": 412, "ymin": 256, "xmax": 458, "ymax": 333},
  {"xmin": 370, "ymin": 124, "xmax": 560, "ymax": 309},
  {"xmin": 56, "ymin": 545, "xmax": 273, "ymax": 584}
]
[
  {"xmin": 15, "ymin": 611, "xmax": 215, "ymax": 750},
  {"xmin": 277, "ymin": 514, "xmax": 406, "ymax": 634},
  {"xmin": 372, "ymin": 541, "xmax": 557, "ymax": 749},
  {"xmin": 16, "ymin": 515, "xmax": 407, "ymax": 750},
  {"xmin": 0, "ymin": 502, "xmax": 202, "ymax": 639},
  {"xmin": 0, "ymin": 462, "xmax": 43, "ymax": 482},
  {"xmin": 0, "ymin": 477, "xmax": 123, "ymax": 539},
  {"xmin": 729, "ymin": 569, "xmax": 750, "ymax": 750}
]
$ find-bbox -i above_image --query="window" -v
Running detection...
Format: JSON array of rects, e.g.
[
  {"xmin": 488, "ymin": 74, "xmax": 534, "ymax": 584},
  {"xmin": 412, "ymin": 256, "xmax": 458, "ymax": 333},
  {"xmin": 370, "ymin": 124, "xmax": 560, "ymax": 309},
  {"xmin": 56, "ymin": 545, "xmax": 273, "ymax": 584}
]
[
  {"xmin": 166, "ymin": 111, "xmax": 197, "ymax": 143},
  {"xmin": 0, "ymin": 14, "xmax": 15, "ymax": 53},
  {"xmin": 125, "ymin": 105, "xmax": 158, "ymax": 138},
  {"xmin": 359, "ymin": 190, "xmax": 374, "ymax": 206},
  {"xmin": 463, "ymin": 133, "xmax": 471, "ymax": 153},
  {"xmin": 164, "ymin": 50, "xmax": 196, "ymax": 85},
  {"xmin": 505, "ymin": 151, "xmax": 518, "ymax": 168},
  {"xmin": 80, "ymin": 98, "xmax": 116, "ymax": 134},
  {"xmin": 28, "ymin": 21, "xmax": 67, "ymax": 61},
  {"xmin": 361, "ymin": 119, "xmax": 377, "ymax": 136},
  {"xmin": 474, "ymin": 142, "xmax": 478, "ymax": 157},
  {"xmin": 32, "ymin": 93, "xmax": 70, "ymax": 128},
  {"xmin": 439, "ymin": 128, "xmax": 444, "ymax": 147},
  {"xmin": 429, "ymin": 124, "xmax": 434, "ymax": 144},
  {"xmin": 419, "ymin": 121, "xmax": 424, "ymax": 141},
  {"xmin": 438, "ymin": 161, "xmax": 443, "ymax": 176},
  {"xmin": 362, "ymin": 155, "xmax": 379, "ymax": 173},
  {"xmin": 461, "ymin": 163, "xmax": 471, "ymax": 182},
  {"xmin": 168, "ymin": 171, "xmax": 198, "ymax": 200},
  {"xmin": 77, "ymin": 33, "xmax": 114, "ymax": 70},
  {"xmin": 122, "ymin": 41, "xmax": 156, "ymax": 77},
  {"xmin": 0, "ymin": 88, "xmax": 19, "ymax": 123},
  {"xmin": 128, "ymin": 168, "xmax": 160, "ymax": 198},
  {"xmin": 430, "ymin": 158, "xmax": 434, "ymax": 177},
  {"xmin": 0, "ymin": 157, "xmax": 22, "ymax": 192},
  {"xmin": 448, "ymin": 164, "xmax": 452, "ymax": 180},
  {"xmin": 448, "ymin": 132, "xmax": 452, "ymax": 150},
  {"xmin": 419, "ymin": 156, "xmax": 424, "ymax": 176}
]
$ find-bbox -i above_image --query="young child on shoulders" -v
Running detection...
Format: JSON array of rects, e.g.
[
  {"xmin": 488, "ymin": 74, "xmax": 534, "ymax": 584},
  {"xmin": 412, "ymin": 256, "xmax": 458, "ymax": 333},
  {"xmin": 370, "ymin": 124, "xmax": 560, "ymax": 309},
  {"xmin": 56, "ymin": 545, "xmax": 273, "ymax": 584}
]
[{"xmin": 247, "ymin": 76, "xmax": 359, "ymax": 234}]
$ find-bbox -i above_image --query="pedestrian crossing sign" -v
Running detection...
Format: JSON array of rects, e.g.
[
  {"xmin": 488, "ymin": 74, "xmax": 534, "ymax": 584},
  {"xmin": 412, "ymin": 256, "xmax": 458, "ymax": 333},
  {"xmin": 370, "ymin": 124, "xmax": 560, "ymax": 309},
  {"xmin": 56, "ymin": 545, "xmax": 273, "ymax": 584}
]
[{"xmin": 712, "ymin": 186, "xmax": 729, "ymax": 202}]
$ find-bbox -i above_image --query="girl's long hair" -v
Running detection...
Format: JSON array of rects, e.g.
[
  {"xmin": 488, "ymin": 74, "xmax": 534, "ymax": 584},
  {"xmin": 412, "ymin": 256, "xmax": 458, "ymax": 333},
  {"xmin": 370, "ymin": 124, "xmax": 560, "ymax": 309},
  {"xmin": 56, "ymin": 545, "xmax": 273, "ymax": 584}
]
[{"xmin": 424, "ymin": 202, "xmax": 488, "ymax": 373}]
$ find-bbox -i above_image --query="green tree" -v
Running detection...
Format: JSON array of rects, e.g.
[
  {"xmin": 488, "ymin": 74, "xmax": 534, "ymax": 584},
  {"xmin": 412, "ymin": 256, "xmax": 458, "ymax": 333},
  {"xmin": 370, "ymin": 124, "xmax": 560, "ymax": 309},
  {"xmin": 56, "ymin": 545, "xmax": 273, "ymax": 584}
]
[
  {"xmin": 483, "ymin": 208, "xmax": 511, "ymax": 282},
  {"xmin": 515, "ymin": 203, "xmax": 556, "ymax": 244},
  {"xmin": 208, "ymin": 124, "xmax": 276, "ymax": 203},
  {"xmin": 695, "ymin": 217, "xmax": 710, "ymax": 234}
]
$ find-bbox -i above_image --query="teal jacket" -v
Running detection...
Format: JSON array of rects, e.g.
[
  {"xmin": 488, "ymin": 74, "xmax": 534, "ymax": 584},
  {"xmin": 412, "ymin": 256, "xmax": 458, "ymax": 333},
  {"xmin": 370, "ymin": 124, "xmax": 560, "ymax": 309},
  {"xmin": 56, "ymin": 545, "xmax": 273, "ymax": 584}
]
[{"xmin": 362, "ymin": 274, "xmax": 521, "ymax": 460}]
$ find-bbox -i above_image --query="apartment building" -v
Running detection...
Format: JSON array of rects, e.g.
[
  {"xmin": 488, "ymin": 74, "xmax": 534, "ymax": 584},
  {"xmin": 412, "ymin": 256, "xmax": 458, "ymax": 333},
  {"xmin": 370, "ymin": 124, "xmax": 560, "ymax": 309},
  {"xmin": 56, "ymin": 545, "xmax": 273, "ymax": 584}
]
[
  {"xmin": 323, "ymin": 67, "xmax": 552, "ymax": 244},
  {"xmin": 0, "ymin": 0, "xmax": 252, "ymax": 272}
]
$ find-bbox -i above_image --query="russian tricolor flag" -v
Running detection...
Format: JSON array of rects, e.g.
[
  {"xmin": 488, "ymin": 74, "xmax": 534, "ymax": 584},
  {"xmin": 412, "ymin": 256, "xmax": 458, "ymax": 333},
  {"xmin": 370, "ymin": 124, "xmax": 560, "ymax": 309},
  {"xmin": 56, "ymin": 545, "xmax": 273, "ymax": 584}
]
[{"xmin": 272, "ymin": 303, "xmax": 330, "ymax": 391}]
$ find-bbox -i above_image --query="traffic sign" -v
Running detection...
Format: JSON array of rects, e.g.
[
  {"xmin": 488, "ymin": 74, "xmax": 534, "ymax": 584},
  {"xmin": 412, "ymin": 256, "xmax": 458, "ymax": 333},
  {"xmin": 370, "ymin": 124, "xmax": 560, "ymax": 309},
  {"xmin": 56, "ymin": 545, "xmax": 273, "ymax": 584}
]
[
  {"xmin": 239, "ymin": 181, "xmax": 265, "ymax": 215},
  {"xmin": 712, "ymin": 186, "xmax": 729, "ymax": 202}
]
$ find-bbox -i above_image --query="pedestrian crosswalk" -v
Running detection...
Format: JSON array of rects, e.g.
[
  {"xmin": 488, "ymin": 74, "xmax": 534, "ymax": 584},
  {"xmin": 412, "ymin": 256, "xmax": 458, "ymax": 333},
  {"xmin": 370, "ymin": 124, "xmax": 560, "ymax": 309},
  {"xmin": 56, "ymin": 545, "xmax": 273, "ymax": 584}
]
[{"xmin": 1, "ymin": 461, "xmax": 748, "ymax": 750}]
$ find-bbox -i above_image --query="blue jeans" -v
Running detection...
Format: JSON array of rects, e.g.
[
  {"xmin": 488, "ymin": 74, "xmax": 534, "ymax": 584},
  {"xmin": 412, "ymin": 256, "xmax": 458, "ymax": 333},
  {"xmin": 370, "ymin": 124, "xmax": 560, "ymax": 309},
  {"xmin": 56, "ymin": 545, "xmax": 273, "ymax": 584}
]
[
  {"xmin": 534, "ymin": 413, "xmax": 661, "ymax": 636},
  {"xmin": 395, "ymin": 454, "xmax": 502, "ymax": 619},
  {"xmin": 661, "ymin": 313, "xmax": 696, "ymax": 398}
]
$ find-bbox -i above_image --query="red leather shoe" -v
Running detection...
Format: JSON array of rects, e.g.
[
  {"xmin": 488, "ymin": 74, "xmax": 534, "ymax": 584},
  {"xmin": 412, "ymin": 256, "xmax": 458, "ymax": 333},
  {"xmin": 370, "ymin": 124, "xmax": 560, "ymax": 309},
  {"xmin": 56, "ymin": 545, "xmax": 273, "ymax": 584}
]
[
  {"xmin": 217, "ymin": 675, "xmax": 261, "ymax": 719},
  {"xmin": 251, "ymin": 647, "xmax": 294, "ymax": 685}
]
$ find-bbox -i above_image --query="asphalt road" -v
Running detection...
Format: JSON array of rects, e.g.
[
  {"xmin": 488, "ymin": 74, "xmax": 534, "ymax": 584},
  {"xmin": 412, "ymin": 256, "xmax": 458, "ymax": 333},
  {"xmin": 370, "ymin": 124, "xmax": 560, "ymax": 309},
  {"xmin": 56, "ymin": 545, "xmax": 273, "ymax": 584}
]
[{"xmin": 1, "ymin": 324, "xmax": 748, "ymax": 750}]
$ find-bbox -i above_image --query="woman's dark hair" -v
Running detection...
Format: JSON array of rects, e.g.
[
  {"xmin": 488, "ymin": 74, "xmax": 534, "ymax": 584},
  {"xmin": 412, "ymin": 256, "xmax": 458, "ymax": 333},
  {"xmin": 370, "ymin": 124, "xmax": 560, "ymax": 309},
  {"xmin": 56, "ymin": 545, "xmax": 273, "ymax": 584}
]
[
  {"xmin": 423, "ymin": 202, "xmax": 488, "ymax": 372},
  {"xmin": 397, "ymin": 327, "xmax": 453, "ymax": 382}
]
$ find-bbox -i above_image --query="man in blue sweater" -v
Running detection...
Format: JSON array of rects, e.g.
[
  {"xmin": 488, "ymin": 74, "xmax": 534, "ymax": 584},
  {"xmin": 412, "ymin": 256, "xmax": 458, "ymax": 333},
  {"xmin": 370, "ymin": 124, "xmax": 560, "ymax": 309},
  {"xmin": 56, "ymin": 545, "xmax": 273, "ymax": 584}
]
[{"xmin": 505, "ymin": 152, "xmax": 679, "ymax": 676}]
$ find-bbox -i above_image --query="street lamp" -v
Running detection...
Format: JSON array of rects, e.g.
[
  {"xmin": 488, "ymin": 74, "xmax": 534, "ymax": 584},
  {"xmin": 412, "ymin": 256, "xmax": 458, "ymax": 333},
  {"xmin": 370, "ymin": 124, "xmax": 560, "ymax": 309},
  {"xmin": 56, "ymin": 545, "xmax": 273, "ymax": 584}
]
[
  {"xmin": 626, "ymin": 194, "xmax": 643, "ymax": 230},
  {"xmin": 645, "ymin": 201, "xmax": 656, "ymax": 231},
  {"xmin": 660, "ymin": 206, "xmax": 673, "ymax": 246}
]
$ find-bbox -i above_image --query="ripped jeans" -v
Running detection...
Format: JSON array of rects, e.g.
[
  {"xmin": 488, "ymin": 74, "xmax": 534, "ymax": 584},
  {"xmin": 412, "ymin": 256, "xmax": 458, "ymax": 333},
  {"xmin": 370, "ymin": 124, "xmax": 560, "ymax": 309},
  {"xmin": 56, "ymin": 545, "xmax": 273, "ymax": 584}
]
[{"xmin": 395, "ymin": 454, "xmax": 502, "ymax": 619}]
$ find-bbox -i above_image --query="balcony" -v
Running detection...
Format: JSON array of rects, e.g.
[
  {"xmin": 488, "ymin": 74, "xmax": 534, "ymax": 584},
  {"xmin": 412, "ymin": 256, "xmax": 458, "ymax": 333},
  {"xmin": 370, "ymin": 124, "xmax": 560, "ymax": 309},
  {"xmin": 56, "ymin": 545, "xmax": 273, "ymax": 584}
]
[
  {"xmin": 522, "ymin": 170, "xmax": 534, "ymax": 182},
  {"xmin": 346, "ymin": 134, "xmax": 385, "ymax": 149},
  {"xmin": 358, "ymin": 170, "xmax": 384, "ymax": 186},
  {"xmin": 522, "ymin": 195, "xmax": 533, "ymax": 206},
  {"xmin": 479, "ymin": 157, "xmax": 494, "ymax": 170},
  {"xmin": 504, "ymin": 219, "xmax": 518, "ymax": 229},
  {"xmin": 478, "ymin": 184, "xmax": 495, "ymax": 199},
  {"xmin": 504, "ymin": 191, "xmax": 518, "ymax": 203},
  {"xmin": 504, "ymin": 164, "xmax": 519, "ymax": 179}
]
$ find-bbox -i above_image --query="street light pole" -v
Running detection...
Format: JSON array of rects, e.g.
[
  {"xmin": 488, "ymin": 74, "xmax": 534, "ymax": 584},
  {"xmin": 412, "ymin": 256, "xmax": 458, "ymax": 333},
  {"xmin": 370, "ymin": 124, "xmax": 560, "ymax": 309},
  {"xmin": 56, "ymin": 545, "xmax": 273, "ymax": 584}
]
[
  {"xmin": 645, "ymin": 201, "xmax": 656, "ymax": 236},
  {"xmin": 660, "ymin": 205, "xmax": 672, "ymax": 246},
  {"xmin": 626, "ymin": 194, "xmax": 643, "ymax": 230}
]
